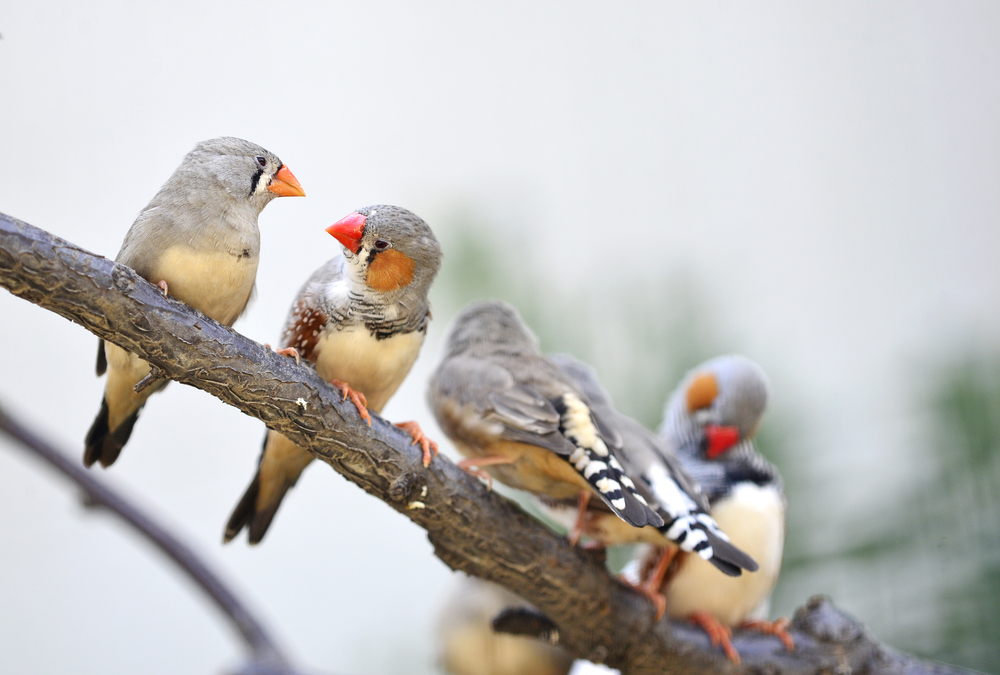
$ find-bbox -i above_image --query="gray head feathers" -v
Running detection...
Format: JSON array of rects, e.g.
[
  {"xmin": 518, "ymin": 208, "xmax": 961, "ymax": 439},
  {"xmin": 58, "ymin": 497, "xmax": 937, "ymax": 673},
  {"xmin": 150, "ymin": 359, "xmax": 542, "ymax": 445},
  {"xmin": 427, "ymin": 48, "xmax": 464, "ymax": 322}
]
[
  {"xmin": 700, "ymin": 355, "xmax": 770, "ymax": 439},
  {"xmin": 170, "ymin": 137, "xmax": 287, "ymax": 208},
  {"xmin": 442, "ymin": 300, "xmax": 539, "ymax": 359},
  {"xmin": 352, "ymin": 205, "xmax": 443, "ymax": 297}
]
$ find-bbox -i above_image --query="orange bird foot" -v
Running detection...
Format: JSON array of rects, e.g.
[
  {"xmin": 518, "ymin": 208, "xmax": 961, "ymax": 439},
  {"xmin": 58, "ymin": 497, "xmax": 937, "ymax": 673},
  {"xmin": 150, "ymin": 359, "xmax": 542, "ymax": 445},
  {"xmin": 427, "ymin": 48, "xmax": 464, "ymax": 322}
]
[
  {"xmin": 618, "ymin": 574, "xmax": 667, "ymax": 620},
  {"xmin": 330, "ymin": 379, "xmax": 371, "ymax": 426},
  {"xmin": 156, "ymin": 280, "xmax": 169, "ymax": 297},
  {"xmin": 690, "ymin": 611, "xmax": 740, "ymax": 664},
  {"xmin": 739, "ymin": 617, "xmax": 794, "ymax": 652},
  {"xmin": 567, "ymin": 491, "xmax": 592, "ymax": 547},
  {"xmin": 395, "ymin": 420, "xmax": 438, "ymax": 467},
  {"xmin": 455, "ymin": 456, "xmax": 514, "ymax": 491},
  {"xmin": 264, "ymin": 344, "xmax": 301, "ymax": 365}
]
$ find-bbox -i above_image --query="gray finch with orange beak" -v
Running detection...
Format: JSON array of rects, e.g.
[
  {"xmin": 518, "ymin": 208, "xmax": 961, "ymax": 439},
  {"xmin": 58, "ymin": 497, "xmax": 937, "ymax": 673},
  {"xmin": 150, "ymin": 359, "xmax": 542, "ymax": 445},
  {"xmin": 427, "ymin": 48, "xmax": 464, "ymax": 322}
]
[
  {"xmin": 85, "ymin": 137, "xmax": 304, "ymax": 468},
  {"xmin": 225, "ymin": 205, "xmax": 442, "ymax": 545}
]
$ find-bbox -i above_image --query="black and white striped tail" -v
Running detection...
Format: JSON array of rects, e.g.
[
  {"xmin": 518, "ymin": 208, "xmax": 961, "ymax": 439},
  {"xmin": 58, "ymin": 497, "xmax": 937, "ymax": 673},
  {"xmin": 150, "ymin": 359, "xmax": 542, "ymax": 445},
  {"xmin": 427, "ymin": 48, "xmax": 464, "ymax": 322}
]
[
  {"xmin": 555, "ymin": 394, "xmax": 663, "ymax": 529},
  {"xmin": 643, "ymin": 461, "xmax": 758, "ymax": 576},
  {"xmin": 659, "ymin": 512, "xmax": 758, "ymax": 576}
]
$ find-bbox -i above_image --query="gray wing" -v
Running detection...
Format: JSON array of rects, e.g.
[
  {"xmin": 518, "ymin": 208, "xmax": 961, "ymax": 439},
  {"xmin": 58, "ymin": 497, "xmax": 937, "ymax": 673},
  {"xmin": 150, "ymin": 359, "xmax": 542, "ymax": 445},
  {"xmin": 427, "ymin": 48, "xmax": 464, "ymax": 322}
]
[
  {"xmin": 115, "ymin": 207, "xmax": 168, "ymax": 280},
  {"xmin": 431, "ymin": 353, "xmax": 575, "ymax": 456}
]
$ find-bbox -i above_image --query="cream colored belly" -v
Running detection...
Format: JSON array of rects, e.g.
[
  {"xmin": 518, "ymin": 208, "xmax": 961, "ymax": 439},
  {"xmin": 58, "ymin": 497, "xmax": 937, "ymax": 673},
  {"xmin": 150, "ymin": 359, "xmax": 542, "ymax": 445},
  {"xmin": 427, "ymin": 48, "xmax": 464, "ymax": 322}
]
[
  {"xmin": 103, "ymin": 342, "xmax": 163, "ymax": 429},
  {"xmin": 151, "ymin": 246, "xmax": 258, "ymax": 326},
  {"xmin": 663, "ymin": 482, "xmax": 785, "ymax": 625},
  {"xmin": 311, "ymin": 326, "xmax": 424, "ymax": 413}
]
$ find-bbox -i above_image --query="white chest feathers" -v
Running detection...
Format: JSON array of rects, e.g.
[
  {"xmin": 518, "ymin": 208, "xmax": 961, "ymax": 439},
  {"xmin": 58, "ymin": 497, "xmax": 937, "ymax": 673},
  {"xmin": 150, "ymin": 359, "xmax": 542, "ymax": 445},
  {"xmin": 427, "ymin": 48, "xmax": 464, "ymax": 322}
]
[
  {"xmin": 152, "ymin": 245, "xmax": 258, "ymax": 326},
  {"xmin": 664, "ymin": 482, "xmax": 786, "ymax": 625},
  {"xmin": 312, "ymin": 325, "xmax": 425, "ymax": 413}
]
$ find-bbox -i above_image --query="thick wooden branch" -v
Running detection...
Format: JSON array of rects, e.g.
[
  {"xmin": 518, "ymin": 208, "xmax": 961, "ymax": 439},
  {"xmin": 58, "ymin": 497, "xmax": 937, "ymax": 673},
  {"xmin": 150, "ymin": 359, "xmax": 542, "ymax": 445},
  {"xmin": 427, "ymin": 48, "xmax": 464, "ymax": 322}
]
[{"xmin": 0, "ymin": 211, "xmax": 967, "ymax": 675}]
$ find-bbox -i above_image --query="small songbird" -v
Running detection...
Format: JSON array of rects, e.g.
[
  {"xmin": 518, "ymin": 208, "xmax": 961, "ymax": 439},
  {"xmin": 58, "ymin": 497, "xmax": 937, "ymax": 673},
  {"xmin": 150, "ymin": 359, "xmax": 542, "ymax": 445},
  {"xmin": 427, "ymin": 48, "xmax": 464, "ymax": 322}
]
[
  {"xmin": 437, "ymin": 576, "xmax": 574, "ymax": 675},
  {"xmin": 428, "ymin": 300, "xmax": 664, "ymax": 533},
  {"xmin": 84, "ymin": 137, "xmax": 305, "ymax": 468},
  {"xmin": 224, "ymin": 205, "xmax": 442, "ymax": 544},
  {"xmin": 537, "ymin": 354, "xmax": 758, "ymax": 617},
  {"xmin": 649, "ymin": 354, "xmax": 789, "ymax": 662}
]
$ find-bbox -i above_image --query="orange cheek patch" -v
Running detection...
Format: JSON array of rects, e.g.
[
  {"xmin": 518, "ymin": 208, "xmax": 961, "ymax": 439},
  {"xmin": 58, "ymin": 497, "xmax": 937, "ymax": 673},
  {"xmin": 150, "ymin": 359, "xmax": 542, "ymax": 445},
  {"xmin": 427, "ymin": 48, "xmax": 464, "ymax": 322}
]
[
  {"xmin": 367, "ymin": 249, "xmax": 415, "ymax": 292},
  {"xmin": 686, "ymin": 372, "xmax": 719, "ymax": 412}
]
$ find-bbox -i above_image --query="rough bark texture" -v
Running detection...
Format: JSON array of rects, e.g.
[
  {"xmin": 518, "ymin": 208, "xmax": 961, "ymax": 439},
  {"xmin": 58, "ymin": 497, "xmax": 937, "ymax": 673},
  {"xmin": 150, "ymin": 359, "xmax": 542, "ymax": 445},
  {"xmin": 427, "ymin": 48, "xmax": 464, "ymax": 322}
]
[{"xmin": 0, "ymin": 212, "xmax": 972, "ymax": 675}]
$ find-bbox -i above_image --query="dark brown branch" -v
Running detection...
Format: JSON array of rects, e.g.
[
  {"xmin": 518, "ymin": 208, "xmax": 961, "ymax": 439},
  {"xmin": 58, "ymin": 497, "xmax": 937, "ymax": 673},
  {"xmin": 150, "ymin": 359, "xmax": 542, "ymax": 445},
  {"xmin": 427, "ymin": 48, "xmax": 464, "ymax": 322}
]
[{"xmin": 0, "ymin": 211, "xmax": 970, "ymax": 675}]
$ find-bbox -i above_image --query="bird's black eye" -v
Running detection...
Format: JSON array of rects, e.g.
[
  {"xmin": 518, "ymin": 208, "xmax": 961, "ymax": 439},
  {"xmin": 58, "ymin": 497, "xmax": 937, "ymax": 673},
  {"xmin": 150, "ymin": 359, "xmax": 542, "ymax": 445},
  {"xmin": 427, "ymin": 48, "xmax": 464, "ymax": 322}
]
[
  {"xmin": 255, "ymin": 156, "xmax": 267, "ymax": 168},
  {"xmin": 374, "ymin": 239, "xmax": 390, "ymax": 250}
]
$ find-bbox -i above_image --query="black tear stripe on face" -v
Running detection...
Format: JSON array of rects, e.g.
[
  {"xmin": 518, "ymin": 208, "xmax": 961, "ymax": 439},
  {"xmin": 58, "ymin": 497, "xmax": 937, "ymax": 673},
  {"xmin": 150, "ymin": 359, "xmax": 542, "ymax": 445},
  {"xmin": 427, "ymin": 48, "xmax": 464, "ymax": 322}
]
[{"xmin": 248, "ymin": 167, "xmax": 265, "ymax": 197}]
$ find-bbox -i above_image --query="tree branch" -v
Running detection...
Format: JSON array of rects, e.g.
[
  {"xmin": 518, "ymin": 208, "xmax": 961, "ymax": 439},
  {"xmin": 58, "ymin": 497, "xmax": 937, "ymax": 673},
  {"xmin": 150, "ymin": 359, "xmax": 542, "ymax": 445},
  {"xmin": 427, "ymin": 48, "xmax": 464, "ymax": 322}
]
[{"xmin": 0, "ymin": 211, "xmax": 968, "ymax": 675}]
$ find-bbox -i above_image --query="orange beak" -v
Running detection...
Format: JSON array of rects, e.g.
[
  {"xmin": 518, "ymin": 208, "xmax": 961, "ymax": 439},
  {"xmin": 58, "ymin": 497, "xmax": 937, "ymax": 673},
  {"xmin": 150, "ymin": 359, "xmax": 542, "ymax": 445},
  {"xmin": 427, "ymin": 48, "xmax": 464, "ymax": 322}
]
[
  {"xmin": 266, "ymin": 164, "xmax": 306, "ymax": 197},
  {"xmin": 326, "ymin": 212, "xmax": 366, "ymax": 253},
  {"xmin": 704, "ymin": 425, "xmax": 741, "ymax": 459}
]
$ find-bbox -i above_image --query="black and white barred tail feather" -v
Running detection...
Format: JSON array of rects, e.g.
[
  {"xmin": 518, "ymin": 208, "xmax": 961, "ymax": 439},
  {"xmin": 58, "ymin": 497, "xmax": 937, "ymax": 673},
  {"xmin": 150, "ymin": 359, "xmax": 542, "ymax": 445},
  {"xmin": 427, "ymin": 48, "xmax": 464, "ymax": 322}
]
[
  {"xmin": 643, "ymin": 455, "xmax": 758, "ymax": 575},
  {"xmin": 554, "ymin": 394, "xmax": 663, "ymax": 529},
  {"xmin": 659, "ymin": 512, "xmax": 758, "ymax": 576}
]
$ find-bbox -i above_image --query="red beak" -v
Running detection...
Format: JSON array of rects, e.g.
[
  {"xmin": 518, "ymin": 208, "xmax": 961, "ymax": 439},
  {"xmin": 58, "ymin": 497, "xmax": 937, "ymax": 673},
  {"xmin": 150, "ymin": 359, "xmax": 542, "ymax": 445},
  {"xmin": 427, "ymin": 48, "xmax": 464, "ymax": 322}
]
[
  {"xmin": 326, "ymin": 212, "xmax": 367, "ymax": 253},
  {"xmin": 704, "ymin": 425, "xmax": 740, "ymax": 459}
]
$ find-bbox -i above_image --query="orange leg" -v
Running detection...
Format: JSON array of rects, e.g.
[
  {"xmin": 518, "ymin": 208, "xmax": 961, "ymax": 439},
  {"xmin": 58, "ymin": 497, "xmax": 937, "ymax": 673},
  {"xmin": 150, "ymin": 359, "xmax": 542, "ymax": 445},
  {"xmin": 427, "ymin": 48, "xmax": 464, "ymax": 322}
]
[
  {"xmin": 644, "ymin": 546, "xmax": 677, "ymax": 596},
  {"xmin": 567, "ymin": 491, "xmax": 592, "ymax": 547},
  {"xmin": 618, "ymin": 546, "xmax": 674, "ymax": 620},
  {"xmin": 264, "ymin": 344, "xmax": 301, "ymax": 365},
  {"xmin": 739, "ymin": 617, "xmax": 794, "ymax": 652},
  {"xmin": 456, "ymin": 456, "xmax": 514, "ymax": 490},
  {"xmin": 395, "ymin": 420, "xmax": 439, "ymax": 467},
  {"xmin": 618, "ymin": 575, "xmax": 666, "ymax": 621},
  {"xmin": 156, "ymin": 280, "xmax": 169, "ymax": 297},
  {"xmin": 330, "ymin": 379, "xmax": 371, "ymax": 426},
  {"xmin": 690, "ymin": 610, "xmax": 740, "ymax": 664}
]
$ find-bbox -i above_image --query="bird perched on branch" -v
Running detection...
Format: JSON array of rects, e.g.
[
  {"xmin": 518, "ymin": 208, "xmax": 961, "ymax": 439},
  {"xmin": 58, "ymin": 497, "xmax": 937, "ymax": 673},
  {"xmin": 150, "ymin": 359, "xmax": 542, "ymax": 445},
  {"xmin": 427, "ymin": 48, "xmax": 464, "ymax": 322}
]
[
  {"xmin": 84, "ymin": 137, "xmax": 304, "ymax": 468},
  {"xmin": 225, "ymin": 205, "xmax": 442, "ymax": 544},
  {"xmin": 643, "ymin": 354, "xmax": 788, "ymax": 662},
  {"xmin": 538, "ymin": 354, "xmax": 758, "ymax": 617},
  {"xmin": 429, "ymin": 300, "xmax": 664, "ymax": 534},
  {"xmin": 437, "ymin": 576, "xmax": 574, "ymax": 675}
]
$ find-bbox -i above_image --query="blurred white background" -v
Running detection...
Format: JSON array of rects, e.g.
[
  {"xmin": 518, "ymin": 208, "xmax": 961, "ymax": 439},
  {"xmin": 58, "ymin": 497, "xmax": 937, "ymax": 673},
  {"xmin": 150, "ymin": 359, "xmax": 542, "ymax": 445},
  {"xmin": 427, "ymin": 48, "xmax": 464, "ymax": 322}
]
[{"xmin": 1, "ymin": 2, "xmax": 999, "ymax": 673}]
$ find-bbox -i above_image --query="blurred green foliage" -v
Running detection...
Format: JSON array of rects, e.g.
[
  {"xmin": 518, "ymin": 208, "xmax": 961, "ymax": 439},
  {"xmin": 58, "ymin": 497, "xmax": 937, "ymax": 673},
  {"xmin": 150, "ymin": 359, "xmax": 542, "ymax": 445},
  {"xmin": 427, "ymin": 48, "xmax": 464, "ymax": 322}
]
[{"xmin": 919, "ymin": 352, "xmax": 1000, "ymax": 670}]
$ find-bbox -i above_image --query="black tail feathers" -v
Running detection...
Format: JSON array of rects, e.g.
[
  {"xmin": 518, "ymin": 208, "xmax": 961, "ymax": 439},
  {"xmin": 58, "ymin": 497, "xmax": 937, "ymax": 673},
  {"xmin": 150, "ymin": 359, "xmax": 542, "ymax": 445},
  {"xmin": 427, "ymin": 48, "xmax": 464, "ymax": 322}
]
[
  {"xmin": 702, "ymin": 529, "xmax": 758, "ymax": 577},
  {"xmin": 83, "ymin": 397, "xmax": 139, "ymax": 468},
  {"xmin": 660, "ymin": 512, "xmax": 758, "ymax": 577},
  {"xmin": 223, "ymin": 473, "xmax": 285, "ymax": 545}
]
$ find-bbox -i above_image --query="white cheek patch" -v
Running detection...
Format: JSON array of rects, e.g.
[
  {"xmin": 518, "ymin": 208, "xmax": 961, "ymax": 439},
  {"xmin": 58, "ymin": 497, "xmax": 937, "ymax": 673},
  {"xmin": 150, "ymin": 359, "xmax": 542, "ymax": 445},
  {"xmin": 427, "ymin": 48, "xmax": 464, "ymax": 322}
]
[
  {"xmin": 257, "ymin": 170, "xmax": 274, "ymax": 196},
  {"xmin": 693, "ymin": 409, "xmax": 713, "ymax": 426}
]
